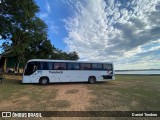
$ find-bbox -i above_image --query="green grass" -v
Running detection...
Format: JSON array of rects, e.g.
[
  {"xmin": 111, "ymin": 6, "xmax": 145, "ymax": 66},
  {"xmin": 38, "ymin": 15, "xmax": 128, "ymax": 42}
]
[
  {"xmin": 0, "ymin": 79, "xmax": 25, "ymax": 100},
  {"xmin": 0, "ymin": 78, "xmax": 70, "ymax": 111},
  {"xmin": 0, "ymin": 75, "xmax": 160, "ymax": 114},
  {"xmin": 87, "ymin": 75, "xmax": 160, "ymax": 111}
]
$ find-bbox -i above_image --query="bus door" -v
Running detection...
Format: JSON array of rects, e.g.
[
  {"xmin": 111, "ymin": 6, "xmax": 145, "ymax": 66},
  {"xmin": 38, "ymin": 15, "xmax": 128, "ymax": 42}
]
[{"xmin": 24, "ymin": 62, "xmax": 38, "ymax": 83}]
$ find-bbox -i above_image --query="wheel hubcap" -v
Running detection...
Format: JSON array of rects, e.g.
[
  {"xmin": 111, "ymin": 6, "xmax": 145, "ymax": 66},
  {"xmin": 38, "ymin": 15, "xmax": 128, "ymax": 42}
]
[
  {"xmin": 90, "ymin": 78, "xmax": 94, "ymax": 83},
  {"xmin": 42, "ymin": 79, "xmax": 47, "ymax": 84}
]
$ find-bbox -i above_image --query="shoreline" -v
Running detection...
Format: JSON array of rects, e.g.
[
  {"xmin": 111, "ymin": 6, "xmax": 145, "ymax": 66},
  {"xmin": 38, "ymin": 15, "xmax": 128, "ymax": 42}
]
[{"xmin": 115, "ymin": 74, "xmax": 160, "ymax": 76}]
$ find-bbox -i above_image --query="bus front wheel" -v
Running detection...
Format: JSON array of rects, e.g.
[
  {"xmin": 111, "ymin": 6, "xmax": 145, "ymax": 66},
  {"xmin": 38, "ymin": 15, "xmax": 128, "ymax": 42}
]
[
  {"xmin": 39, "ymin": 77, "xmax": 49, "ymax": 85},
  {"xmin": 88, "ymin": 76, "xmax": 96, "ymax": 84}
]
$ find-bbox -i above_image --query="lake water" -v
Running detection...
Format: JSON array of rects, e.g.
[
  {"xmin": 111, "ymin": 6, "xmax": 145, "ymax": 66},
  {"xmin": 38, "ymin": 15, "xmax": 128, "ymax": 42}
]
[{"xmin": 115, "ymin": 70, "xmax": 160, "ymax": 75}]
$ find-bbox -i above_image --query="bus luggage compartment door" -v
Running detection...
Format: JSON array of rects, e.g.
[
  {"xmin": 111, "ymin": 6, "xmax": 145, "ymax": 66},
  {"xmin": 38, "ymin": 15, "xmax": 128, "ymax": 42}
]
[{"xmin": 102, "ymin": 75, "xmax": 112, "ymax": 79}]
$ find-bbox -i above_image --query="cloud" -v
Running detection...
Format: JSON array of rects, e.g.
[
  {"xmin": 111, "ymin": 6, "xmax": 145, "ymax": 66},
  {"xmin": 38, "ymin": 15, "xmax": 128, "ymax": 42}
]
[
  {"xmin": 38, "ymin": 0, "xmax": 51, "ymax": 19},
  {"xmin": 46, "ymin": 0, "xmax": 51, "ymax": 13},
  {"xmin": 39, "ymin": 13, "xmax": 48, "ymax": 19},
  {"xmin": 48, "ymin": 21, "xmax": 59, "ymax": 34},
  {"xmin": 37, "ymin": 0, "xmax": 59, "ymax": 35},
  {"xmin": 64, "ymin": 0, "xmax": 160, "ymax": 69}
]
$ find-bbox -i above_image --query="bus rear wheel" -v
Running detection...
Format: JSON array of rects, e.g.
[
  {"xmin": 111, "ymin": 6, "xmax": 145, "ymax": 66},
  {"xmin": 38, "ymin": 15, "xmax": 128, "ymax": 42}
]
[
  {"xmin": 39, "ymin": 77, "xmax": 49, "ymax": 85},
  {"xmin": 88, "ymin": 76, "xmax": 96, "ymax": 84}
]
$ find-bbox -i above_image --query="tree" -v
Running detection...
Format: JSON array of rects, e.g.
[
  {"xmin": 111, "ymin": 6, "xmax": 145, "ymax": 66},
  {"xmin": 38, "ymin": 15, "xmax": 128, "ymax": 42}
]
[
  {"xmin": 0, "ymin": 0, "xmax": 79, "ymax": 73},
  {"xmin": 67, "ymin": 51, "xmax": 79, "ymax": 60},
  {"xmin": 50, "ymin": 47, "xmax": 79, "ymax": 60},
  {"xmin": 0, "ymin": 0, "xmax": 40, "ymax": 55},
  {"xmin": 0, "ymin": 0, "xmax": 50, "ymax": 71}
]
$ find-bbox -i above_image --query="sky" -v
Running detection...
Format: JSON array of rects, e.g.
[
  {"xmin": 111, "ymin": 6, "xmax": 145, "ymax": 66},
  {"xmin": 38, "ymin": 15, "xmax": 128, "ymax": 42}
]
[
  {"xmin": 35, "ymin": 0, "xmax": 160, "ymax": 70},
  {"xmin": 3, "ymin": 0, "xmax": 160, "ymax": 70}
]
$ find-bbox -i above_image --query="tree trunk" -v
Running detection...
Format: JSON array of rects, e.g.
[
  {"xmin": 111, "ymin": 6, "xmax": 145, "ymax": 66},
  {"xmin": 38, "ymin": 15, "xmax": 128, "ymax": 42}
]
[{"xmin": 15, "ymin": 55, "xmax": 22, "ymax": 74}]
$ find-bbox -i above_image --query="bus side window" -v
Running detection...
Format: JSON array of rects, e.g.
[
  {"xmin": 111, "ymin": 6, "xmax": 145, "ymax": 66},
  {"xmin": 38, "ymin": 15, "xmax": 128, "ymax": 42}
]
[
  {"xmin": 86, "ymin": 64, "xmax": 91, "ymax": 70},
  {"xmin": 74, "ymin": 63, "xmax": 79, "ymax": 70},
  {"xmin": 38, "ymin": 62, "xmax": 48, "ymax": 70},
  {"xmin": 48, "ymin": 62, "xmax": 54, "ymax": 70},
  {"xmin": 92, "ymin": 63, "xmax": 103, "ymax": 70},
  {"xmin": 103, "ymin": 64, "xmax": 113, "ymax": 71},
  {"xmin": 60, "ymin": 63, "xmax": 66, "ymax": 70},
  {"xmin": 80, "ymin": 64, "xmax": 85, "ymax": 70},
  {"xmin": 68, "ymin": 63, "xmax": 80, "ymax": 70},
  {"xmin": 54, "ymin": 63, "xmax": 66, "ymax": 70},
  {"xmin": 108, "ymin": 64, "xmax": 113, "ymax": 71},
  {"xmin": 103, "ymin": 64, "xmax": 108, "ymax": 70},
  {"xmin": 68, "ymin": 63, "xmax": 74, "ymax": 70},
  {"xmin": 80, "ymin": 63, "xmax": 91, "ymax": 70},
  {"xmin": 54, "ymin": 63, "xmax": 59, "ymax": 70},
  {"xmin": 92, "ymin": 63, "xmax": 97, "ymax": 70},
  {"xmin": 97, "ymin": 64, "xmax": 102, "ymax": 70}
]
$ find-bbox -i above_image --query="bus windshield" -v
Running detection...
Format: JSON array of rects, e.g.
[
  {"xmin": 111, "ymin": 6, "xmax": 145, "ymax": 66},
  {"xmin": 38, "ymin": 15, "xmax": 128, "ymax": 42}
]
[{"xmin": 24, "ymin": 62, "xmax": 38, "ymax": 75}]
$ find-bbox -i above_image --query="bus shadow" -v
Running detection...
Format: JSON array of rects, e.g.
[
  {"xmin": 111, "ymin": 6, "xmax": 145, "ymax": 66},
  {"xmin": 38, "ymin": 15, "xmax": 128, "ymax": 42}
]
[
  {"xmin": 47, "ymin": 81, "xmax": 107, "ymax": 86},
  {"xmin": 6, "ymin": 80, "xmax": 112, "ymax": 86},
  {"xmin": 47, "ymin": 82, "xmax": 89, "ymax": 86},
  {"xmin": 2, "ymin": 79, "xmax": 23, "ymax": 85}
]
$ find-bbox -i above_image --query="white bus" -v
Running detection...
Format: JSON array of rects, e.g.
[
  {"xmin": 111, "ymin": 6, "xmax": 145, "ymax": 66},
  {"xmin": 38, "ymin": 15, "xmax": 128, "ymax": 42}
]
[{"xmin": 22, "ymin": 59, "xmax": 115, "ymax": 85}]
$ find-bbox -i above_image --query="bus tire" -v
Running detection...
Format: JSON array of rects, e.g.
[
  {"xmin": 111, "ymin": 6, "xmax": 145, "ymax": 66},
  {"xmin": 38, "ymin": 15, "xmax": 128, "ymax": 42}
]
[
  {"xmin": 39, "ymin": 77, "xmax": 49, "ymax": 85},
  {"xmin": 88, "ymin": 76, "xmax": 96, "ymax": 84}
]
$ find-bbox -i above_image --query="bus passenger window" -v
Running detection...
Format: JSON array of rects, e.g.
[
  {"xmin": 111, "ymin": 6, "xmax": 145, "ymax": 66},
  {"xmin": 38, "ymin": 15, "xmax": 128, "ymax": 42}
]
[
  {"xmin": 54, "ymin": 63, "xmax": 66, "ymax": 70},
  {"xmin": 68, "ymin": 63, "xmax": 74, "ymax": 70},
  {"xmin": 103, "ymin": 64, "xmax": 113, "ymax": 71},
  {"xmin": 74, "ymin": 63, "xmax": 79, "ymax": 70},
  {"xmin": 47, "ymin": 62, "xmax": 54, "ymax": 70},
  {"xmin": 38, "ymin": 62, "xmax": 48, "ymax": 70},
  {"xmin": 80, "ymin": 63, "xmax": 91, "ymax": 70},
  {"xmin": 92, "ymin": 63, "xmax": 103, "ymax": 70},
  {"xmin": 68, "ymin": 63, "xmax": 79, "ymax": 70}
]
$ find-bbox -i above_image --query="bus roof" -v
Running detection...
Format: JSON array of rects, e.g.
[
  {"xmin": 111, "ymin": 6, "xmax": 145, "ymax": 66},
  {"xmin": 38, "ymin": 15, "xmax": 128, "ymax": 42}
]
[{"xmin": 28, "ymin": 59, "xmax": 113, "ymax": 64}]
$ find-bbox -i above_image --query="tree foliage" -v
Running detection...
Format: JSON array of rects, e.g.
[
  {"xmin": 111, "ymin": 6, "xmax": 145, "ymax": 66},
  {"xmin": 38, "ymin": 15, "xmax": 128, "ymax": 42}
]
[
  {"xmin": 0, "ymin": 0, "xmax": 49, "ymax": 56},
  {"xmin": 0, "ymin": 0, "xmax": 79, "ymax": 68},
  {"xmin": 0, "ymin": 0, "xmax": 39, "ymax": 47}
]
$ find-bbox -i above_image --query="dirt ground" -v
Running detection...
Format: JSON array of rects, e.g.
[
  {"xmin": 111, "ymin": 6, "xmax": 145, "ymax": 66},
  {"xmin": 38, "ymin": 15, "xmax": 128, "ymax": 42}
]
[
  {"xmin": 47, "ymin": 84, "xmax": 95, "ymax": 111},
  {"xmin": 1, "ymin": 75, "xmax": 96, "ymax": 111},
  {"xmin": 1, "ymin": 75, "xmax": 160, "ymax": 120}
]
